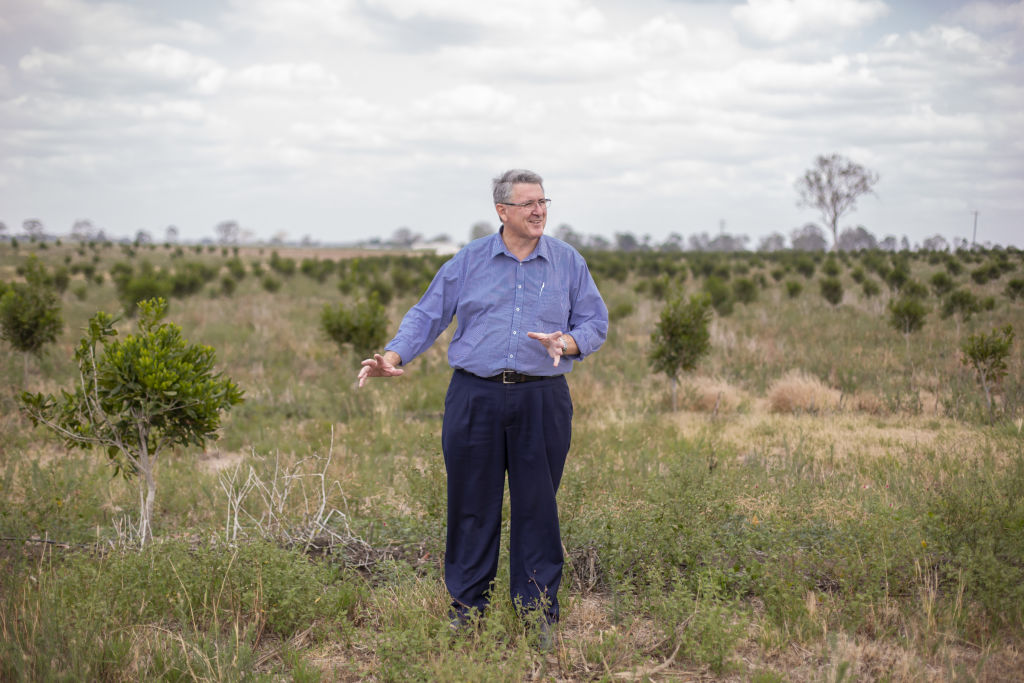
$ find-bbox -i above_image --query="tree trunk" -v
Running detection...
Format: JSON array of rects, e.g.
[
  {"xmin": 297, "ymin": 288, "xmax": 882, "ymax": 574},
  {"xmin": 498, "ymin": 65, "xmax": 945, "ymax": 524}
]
[
  {"xmin": 981, "ymin": 375, "xmax": 993, "ymax": 423},
  {"xmin": 136, "ymin": 435, "xmax": 157, "ymax": 548},
  {"xmin": 670, "ymin": 376, "xmax": 678, "ymax": 412},
  {"xmin": 141, "ymin": 467, "xmax": 156, "ymax": 547}
]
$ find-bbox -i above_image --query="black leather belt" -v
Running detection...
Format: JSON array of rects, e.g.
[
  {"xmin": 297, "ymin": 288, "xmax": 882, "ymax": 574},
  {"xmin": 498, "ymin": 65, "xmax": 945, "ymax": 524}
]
[{"xmin": 460, "ymin": 369, "xmax": 549, "ymax": 384}]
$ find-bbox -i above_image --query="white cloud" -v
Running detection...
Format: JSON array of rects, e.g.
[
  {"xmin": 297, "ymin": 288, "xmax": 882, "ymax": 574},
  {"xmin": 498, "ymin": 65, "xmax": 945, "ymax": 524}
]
[
  {"xmin": 232, "ymin": 63, "xmax": 340, "ymax": 91},
  {"xmin": 951, "ymin": 1, "xmax": 1024, "ymax": 30},
  {"xmin": 19, "ymin": 43, "xmax": 226, "ymax": 95},
  {"xmin": 413, "ymin": 84, "xmax": 516, "ymax": 119},
  {"xmin": 365, "ymin": 0, "xmax": 606, "ymax": 33},
  {"xmin": 0, "ymin": 0, "xmax": 1021, "ymax": 245},
  {"xmin": 732, "ymin": 0, "xmax": 889, "ymax": 42}
]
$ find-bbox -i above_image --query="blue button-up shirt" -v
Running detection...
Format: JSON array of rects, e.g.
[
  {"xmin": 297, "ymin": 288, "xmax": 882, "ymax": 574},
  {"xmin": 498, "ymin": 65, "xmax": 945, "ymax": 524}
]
[{"xmin": 386, "ymin": 231, "xmax": 608, "ymax": 377}]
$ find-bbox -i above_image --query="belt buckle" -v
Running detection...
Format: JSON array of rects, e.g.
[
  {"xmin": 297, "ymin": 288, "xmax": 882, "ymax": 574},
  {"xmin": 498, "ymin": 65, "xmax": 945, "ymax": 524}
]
[{"xmin": 502, "ymin": 370, "xmax": 516, "ymax": 384}]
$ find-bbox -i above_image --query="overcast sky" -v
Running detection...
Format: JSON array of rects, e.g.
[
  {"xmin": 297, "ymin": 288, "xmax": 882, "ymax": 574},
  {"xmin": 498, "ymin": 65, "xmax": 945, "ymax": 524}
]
[{"xmin": 1, "ymin": 0, "xmax": 1021, "ymax": 247}]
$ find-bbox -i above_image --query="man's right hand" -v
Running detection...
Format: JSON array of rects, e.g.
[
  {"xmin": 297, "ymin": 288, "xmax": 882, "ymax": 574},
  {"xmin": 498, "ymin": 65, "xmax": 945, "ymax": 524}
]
[{"xmin": 357, "ymin": 351, "xmax": 404, "ymax": 388}]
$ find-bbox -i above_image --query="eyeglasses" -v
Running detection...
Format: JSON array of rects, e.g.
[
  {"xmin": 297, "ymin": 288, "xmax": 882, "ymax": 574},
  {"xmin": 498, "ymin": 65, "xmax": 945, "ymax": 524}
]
[{"xmin": 497, "ymin": 198, "xmax": 552, "ymax": 210}]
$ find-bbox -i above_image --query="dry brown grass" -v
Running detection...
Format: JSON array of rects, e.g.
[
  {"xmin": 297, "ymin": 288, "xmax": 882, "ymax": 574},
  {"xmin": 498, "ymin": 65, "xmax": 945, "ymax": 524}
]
[
  {"xmin": 847, "ymin": 390, "xmax": 886, "ymax": 415},
  {"xmin": 767, "ymin": 370, "xmax": 842, "ymax": 414},
  {"xmin": 680, "ymin": 376, "xmax": 746, "ymax": 414}
]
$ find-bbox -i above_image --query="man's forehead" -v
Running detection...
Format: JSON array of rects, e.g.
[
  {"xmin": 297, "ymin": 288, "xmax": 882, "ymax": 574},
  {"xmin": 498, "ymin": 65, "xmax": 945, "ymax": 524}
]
[{"xmin": 511, "ymin": 183, "xmax": 544, "ymax": 198}]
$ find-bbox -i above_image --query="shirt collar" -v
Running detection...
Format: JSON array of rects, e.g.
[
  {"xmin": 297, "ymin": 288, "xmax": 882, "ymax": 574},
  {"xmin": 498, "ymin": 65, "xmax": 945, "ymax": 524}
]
[{"xmin": 493, "ymin": 226, "xmax": 551, "ymax": 262}]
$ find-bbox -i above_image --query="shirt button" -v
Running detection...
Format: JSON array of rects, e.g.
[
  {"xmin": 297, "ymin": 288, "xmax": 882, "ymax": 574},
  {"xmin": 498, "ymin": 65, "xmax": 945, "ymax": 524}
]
[
  {"xmin": 509, "ymin": 354, "xmax": 514, "ymax": 358},
  {"xmin": 515, "ymin": 307, "xmax": 520, "ymax": 312},
  {"xmin": 518, "ymin": 285, "xmax": 522, "ymax": 289},
  {"xmin": 513, "ymin": 330, "xmax": 517, "ymax": 335}
]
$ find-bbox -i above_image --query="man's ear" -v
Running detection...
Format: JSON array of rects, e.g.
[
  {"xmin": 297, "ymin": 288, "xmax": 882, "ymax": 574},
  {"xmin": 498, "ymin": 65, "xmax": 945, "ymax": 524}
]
[{"xmin": 495, "ymin": 203, "xmax": 508, "ymax": 224}]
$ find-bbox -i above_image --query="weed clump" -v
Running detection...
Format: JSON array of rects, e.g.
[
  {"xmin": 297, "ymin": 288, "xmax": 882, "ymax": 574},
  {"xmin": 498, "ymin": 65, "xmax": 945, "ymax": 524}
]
[
  {"xmin": 681, "ymin": 376, "xmax": 746, "ymax": 414},
  {"xmin": 767, "ymin": 370, "xmax": 841, "ymax": 414}
]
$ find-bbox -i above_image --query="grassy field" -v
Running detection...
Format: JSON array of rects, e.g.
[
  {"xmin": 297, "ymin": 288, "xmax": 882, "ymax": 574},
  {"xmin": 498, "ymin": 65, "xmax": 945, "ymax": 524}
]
[{"xmin": 1, "ymin": 239, "xmax": 1022, "ymax": 681}]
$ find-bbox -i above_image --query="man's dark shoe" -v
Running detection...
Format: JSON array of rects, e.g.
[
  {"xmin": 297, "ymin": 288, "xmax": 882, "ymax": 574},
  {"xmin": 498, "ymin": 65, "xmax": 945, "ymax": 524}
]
[
  {"xmin": 448, "ymin": 606, "xmax": 475, "ymax": 634},
  {"xmin": 535, "ymin": 619, "xmax": 557, "ymax": 652}
]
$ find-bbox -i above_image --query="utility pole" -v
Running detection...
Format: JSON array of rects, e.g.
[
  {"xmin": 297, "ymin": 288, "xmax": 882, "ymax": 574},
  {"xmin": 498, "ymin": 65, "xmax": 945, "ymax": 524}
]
[{"xmin": 971, "ymin": 210, "xmax": 979, "ymax": 249}]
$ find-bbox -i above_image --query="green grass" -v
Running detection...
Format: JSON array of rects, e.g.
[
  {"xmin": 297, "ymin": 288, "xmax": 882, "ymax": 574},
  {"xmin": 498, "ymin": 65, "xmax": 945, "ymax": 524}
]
[{"xmin": 1, "ymin": 242, "xmax": 1023, "ymax": 680}]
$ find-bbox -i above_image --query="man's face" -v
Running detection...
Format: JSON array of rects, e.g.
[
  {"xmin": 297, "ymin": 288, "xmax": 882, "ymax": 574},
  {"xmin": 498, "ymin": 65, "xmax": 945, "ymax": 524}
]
[{"xmin": 496, "ymin": 183, "xmax": 547, "ymax": 242}]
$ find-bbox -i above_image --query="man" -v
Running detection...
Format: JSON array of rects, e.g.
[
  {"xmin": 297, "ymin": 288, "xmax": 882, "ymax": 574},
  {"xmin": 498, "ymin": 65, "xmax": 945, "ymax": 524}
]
[{"xmin": 357, "ymin": 169, "xmax": 608, "ymax": 634}]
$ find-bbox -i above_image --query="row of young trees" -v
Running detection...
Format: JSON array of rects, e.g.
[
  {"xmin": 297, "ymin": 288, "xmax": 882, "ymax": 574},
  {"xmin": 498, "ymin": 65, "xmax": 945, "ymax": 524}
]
[{"xmin": 2, "ymin": 241, "xmax": 1020, "ymax": 547}]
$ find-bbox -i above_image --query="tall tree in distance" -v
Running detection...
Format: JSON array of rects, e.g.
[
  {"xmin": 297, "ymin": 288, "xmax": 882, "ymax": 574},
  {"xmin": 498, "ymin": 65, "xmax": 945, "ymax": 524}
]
[
  {"xmin": 795, "ymin": 153, "xmax": 879, "ymax": 251},
  {"xmin": 215, "ymin": 220, "xmax": 240, "ymax": 245}
]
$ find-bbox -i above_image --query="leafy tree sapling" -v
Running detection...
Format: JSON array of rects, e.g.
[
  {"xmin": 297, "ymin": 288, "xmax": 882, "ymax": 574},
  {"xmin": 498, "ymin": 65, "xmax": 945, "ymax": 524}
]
[
  {"xmin": 650, "ymin": 292, "xmax": 713, "ymax": 411},
  {"xmin": 1005, "ymin": 278, "xmax": 1024, "ymax": 301},
  {"xmin": 20, "ymin": 298, "xmax": 243, "ymax": 546},
  {"xmin": 888, "ymin": 296, "xmax": 928, "ymax": 350},
  {"xmin": 941, "ymin": 288, "xmax": 981, "ymax": 338},
  {"xmin": 0, "ymin": 254, "xmax": 63, "ymax": 381},
  {"xmin": 321, "ymin": 294, "xmax": 389, "ymax": 359},
  {"xmin": 820, "ymin": 277, "xmax": 843, "ymax": 307},
  {"xmin": 960, "ymin": 324, "xmax": 1015, "ymax": 420}
]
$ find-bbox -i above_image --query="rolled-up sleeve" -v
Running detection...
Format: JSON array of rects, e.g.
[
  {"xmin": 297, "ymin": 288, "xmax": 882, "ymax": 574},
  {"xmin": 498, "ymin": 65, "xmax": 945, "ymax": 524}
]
[
  {"xmin": 567, "ymin": 258, "xmax": 608, "ymax": 360},
  {"xmin": 386, "ymin": 257, "xmax": 461, "ymax": 365}
]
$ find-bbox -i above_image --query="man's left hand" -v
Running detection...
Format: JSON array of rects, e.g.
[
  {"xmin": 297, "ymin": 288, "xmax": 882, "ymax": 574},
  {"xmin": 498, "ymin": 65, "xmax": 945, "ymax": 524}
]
[{"xmin": 528, "ymin": 330, "xmax": 566, "ymax": 367}]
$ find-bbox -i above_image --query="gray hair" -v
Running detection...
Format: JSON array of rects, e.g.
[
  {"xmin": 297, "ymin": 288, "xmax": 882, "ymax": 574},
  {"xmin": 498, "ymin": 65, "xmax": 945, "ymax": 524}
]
[{"xmin": 492, "ymin": 169, "xmax": 544, "ymax": 204}]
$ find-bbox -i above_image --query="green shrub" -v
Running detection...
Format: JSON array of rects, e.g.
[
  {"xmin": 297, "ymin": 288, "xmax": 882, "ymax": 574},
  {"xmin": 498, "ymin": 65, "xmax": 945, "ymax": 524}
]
[
  {"xmin": 930, "ymin": 271, "xmax": 955, "ymax": 297},
  {"xmin": 785, "ymin": 280, "xmax": 803, "ymax": 298},
  {"xmin": 794, "ymin": 255, "xmax": 815, "ymax": 279},
  {"xmin": 225, "ymin": 257, "xmax": 247, "ymax": 281},
  {"xmin": 0, "ymin": 255, "xmax": 63, "ymax": 360},
  {"xmin": 20, "ymin": 298, "xmax": 243, "ymax": 544},
  {"xmin": 300, "ymin": 257, "xmax": 335, "ymax": 282},
  {"xmin": 261, "ymin": 274, "xmax": 282, "ymax": 293},
  {"xmin": 733, "ymin": 277, "xmax": 758, "ymax": 304},
  {"xmin": 941, "ymin": 288, "xmax": 981, "ymax": 323},
  {"xmin": 970, "ymin": 262, "xmax": 1002, "ymax": 285},
  {"xmin": 822, "ymin": 257, "xmax": 841, "ymax": 277},
  {"xmin": 269, "ymin": 251, "xmax": 297, "ymax": 276},
  {"xmin": 321, "ymin": 294, "xmax": 390, "ymax": 358},
  {"xmin": 901, "ymin": 279, "xmax": 929, "ymax": 300},
  {"xmin": 367, "ymin": 278, "xmax": 395, "ymax": 306},
  {"xmin": 170, "ymin": 261, "xmax": 217, "ymax": 297},
  {"xmin": 885, "ymin": 264, "xmax": 909, "ymax": 293},
  {"xmin": 608, "ymin": 300, "xmax": 634, "ymax": 321},
  {"xmin": 220, "ymin": 275, "xmax": 237, "ymax": 297},
  {"xmin": 861, "ymin": 278, "xmax": 880, "ymax": 299},
  {"xmin": 650, "ymin": 292, "xmax": 712, "ymax": 410},
  {"xmin": 819, "ymin": 277, "xmax": 843, "ymax": 306},
  {"xmin": 888, "ymin": 296, "xmax": 928, "ymax": 336},
  {"xmin": 117, "ymin": 266, "xmax": 172, "ymax": 317},
  {"xmin": 649, "ymin": 274, "xmax": 672, "ymax": 301},
  {"xmin": 703, "ymin": 276, "xmax": 734, "ymax": 316},
  {"xmin": 1006, "ymin": 278, "xmax": 1024, "ymax": 301},
  {"xmin": 51, "ymin": 266, "xmax": 70, "ymax": 293},
  {"xmin": 960, "ymin": 324, "xmax": 1014, "ymax": 418}
]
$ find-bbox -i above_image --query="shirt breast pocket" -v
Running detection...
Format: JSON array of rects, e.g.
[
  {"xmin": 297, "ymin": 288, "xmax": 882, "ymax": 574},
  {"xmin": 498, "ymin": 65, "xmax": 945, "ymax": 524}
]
[{"xmin": 536, "ymin": 286, "xmax": 569, "ymax": 328}]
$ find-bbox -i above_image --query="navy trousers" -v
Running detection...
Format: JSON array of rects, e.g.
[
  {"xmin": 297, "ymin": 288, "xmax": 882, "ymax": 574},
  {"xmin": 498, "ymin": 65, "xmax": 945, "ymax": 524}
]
[{"xmin": 441, "ymin": 369, "xmax": 573, "ymax": 621}]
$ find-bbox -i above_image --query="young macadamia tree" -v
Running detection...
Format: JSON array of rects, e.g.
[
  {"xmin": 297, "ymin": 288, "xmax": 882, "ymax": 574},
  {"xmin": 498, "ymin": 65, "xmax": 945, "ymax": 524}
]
[
  {"xmin": 20, "ymin": 298, "xmax": 243, "ymax": 546},
  {"xmin": 960, "ymin": 324, "xmax": 1015, "ymax": 421},
  {"xmin": 650, "ymin": 292, "xmax": 713, "ymax": 411},
  {"xmin": 0, "ymin": 254, "xmax": 63, "ymax": 382}
]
